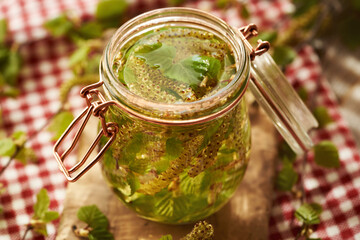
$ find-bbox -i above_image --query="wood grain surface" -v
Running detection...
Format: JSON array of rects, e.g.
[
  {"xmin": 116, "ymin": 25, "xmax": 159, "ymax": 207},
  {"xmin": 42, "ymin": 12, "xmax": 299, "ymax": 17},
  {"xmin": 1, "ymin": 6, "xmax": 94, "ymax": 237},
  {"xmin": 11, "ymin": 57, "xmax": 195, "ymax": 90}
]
[{"xmin": 56, "ymin": 104, "xmax": 278, "ymax": 240}]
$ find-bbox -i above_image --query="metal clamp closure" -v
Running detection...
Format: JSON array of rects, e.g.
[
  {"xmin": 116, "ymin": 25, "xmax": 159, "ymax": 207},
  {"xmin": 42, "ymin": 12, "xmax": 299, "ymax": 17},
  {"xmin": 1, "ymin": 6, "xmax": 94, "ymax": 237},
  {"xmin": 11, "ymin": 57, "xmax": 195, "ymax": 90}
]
[
  {"xmin": 239, "ymin": 24, "xmax": 270, "ymax": 61},
  {"xmin": 53, "ymin": 81, "xmax": 119, "ymax": 182}
]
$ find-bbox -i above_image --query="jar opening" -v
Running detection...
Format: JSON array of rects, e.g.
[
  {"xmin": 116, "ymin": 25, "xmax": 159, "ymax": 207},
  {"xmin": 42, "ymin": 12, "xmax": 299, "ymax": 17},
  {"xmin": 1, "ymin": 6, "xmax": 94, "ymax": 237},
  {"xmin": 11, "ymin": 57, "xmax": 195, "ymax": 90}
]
[{"xmin": 101, "ymin": 7, "xmax": 249, "ymax": 124}]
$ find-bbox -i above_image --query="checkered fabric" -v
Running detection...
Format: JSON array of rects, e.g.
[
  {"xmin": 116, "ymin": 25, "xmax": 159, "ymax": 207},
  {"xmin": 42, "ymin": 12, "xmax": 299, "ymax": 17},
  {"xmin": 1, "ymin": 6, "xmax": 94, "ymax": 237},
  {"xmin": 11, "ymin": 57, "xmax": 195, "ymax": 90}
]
[{"xmin": 0, "ymin": 0, "xmax": 359, "ymax": 239}]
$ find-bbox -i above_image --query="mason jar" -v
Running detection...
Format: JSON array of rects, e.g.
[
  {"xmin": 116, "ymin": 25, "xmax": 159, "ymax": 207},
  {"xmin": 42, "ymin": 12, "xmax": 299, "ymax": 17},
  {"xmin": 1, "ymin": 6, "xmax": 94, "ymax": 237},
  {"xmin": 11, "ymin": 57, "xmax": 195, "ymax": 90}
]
[{"xmin": 54, "ymin": 7, "xmax": 318, "ymax": 224}]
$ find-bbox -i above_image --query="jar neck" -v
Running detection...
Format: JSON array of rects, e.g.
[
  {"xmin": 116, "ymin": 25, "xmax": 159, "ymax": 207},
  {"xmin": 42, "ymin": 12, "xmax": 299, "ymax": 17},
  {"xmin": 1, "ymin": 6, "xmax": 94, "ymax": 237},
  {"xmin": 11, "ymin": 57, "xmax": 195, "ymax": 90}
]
[{"xmin": 100, "ymin": 7, "xmax": 249, "ymax": 124}]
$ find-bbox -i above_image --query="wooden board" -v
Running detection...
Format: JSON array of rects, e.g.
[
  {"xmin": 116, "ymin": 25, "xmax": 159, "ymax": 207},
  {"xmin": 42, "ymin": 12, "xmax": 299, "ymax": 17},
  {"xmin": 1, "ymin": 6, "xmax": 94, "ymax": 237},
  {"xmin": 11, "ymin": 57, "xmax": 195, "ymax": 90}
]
[{"xmin": 56, "ymin": 105, "xmax": 278, "ymax": 240}]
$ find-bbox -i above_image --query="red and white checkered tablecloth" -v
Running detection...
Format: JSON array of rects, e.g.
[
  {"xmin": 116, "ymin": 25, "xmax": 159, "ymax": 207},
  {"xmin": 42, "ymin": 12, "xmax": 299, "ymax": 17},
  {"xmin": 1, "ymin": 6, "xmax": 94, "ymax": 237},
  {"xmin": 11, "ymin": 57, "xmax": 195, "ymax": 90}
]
[{"xmin": 0, "ymin": 0, "xmax": 359, "ymax": 239}]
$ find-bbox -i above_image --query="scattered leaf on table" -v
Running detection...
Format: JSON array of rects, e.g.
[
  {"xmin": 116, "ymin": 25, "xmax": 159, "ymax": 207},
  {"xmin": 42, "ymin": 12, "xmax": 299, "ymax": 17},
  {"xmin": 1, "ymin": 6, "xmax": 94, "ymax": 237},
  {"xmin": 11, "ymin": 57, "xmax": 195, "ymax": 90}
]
[
  {"xmin": 158, "ymin": 235, "xmax": 173, "ymax": 240},
  {"xmin": 313, "ymin": 106, "xmax": 333, "ymax": 128},
  {"xmin": 76, "ymin": 205, "xmax": 114, "ymax": 240},
  {"xmin": 278, "ymin": 141, "xmax": 297, "ymax": 163},
  {"xmin": 272, "ymin": 45, "xmax": 297, "ymax": 66},
  {"xmin": 77, "ymin": 205, "xmax": 109, "ymax": 229},
  {"xmin": 44, "ymin": 14, "xmax": 74, "ymax": 37},
  {"xmin": 275, "ymin": 160, "xmax": 298, "ymax": 191},
  {"xmin": 295, "ymin": 202, "xmax": 322, "ymax": 225},
  {"xmin": 0, "ymin": 138, "xmax": 16, "ymax": 157},
  {"xmin": 14, "ymin": 147, "xmax": 37, "ymax": 164},
  {"xmin": 11, "ymin": 130, "xmax": 27, "ymax": 146},
  {"xmin": 34, "ymin": 189, "xmax": 50, "ymax": 219},
  {"xmin": 47, "ymin": 111, "xmax": 74, "ymax": 141},
  {"xmin": 0, "ymin": 19, "xmax": 7, "ymax": 44},
  {"xmin": 69, "ymin": 44, "xmax": 91, "ymax": 67},
  {"xmin": 96, "ymin": 0, "xmax": 127, "ymax": 28},
  {"xmin": 78, "ymin": 21, "xmax": 103, "ymax": 39},
  {"xmin": 313, "ymin": 141, "xmax": 340, "ymax": 168}
]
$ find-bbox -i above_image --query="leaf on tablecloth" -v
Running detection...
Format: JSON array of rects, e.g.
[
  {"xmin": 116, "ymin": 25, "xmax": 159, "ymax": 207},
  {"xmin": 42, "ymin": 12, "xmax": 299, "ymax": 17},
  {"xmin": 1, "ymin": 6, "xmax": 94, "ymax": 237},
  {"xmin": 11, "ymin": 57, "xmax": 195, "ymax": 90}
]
[
  {"xmin": 47, "ymin": 111, "xmax": 74, "ymax": 141},
  {"xmin": 158, "ymin": 234, "xmax": 173, "ymax": 240},
  {"xmin": 75, "ymin": 205, "xmax": 114, "ymax": 240},
  {"xmin": 313, "ymin": 106, "xmax": 333, "ymax": 128},
  {"xmin": 295, "ymin": 203, "xmax": 322, "ymax": 225},
  {"xmin": 275, "ymin": 160, "xmax": 298, "ymax": 191},
  {"xmin": 30, "ymin": 189, "xmax": 60, "ymax": 237},
  {"xmin": 313, "ymin": 141, "xmax": 340, "ymax": 168},
  {"xmin": 0, "ymin": 138, "xmax": 16, "ymax": 157}
]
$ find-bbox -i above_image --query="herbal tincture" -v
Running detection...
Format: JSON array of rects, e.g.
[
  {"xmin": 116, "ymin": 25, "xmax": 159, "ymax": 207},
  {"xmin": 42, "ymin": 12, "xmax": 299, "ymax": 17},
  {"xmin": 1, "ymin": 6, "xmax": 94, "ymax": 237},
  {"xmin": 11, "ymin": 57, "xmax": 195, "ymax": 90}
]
[
  {"xmin": 112, "ymin": 27, "xmax": 236, "ymax": 103},
  {"xmin": 100, "ymin": 26, "xmax": 250, "ymax": 224}
]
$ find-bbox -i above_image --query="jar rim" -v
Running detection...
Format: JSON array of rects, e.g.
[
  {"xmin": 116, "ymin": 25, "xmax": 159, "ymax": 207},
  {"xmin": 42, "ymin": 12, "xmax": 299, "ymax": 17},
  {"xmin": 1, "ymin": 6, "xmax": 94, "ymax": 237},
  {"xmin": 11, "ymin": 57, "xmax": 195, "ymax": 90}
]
[{"xmin": 101, "ymin": 7, "xmax": 249, "ymax": 125}]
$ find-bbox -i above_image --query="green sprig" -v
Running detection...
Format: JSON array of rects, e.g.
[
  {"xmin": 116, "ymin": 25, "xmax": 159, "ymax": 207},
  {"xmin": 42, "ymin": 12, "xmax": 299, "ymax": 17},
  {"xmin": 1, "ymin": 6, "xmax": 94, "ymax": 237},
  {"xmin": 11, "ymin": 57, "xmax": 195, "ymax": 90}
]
[
  {"xmin": 26, "ymin": 189, "xmax": 60, "ymax": 237},
  {"xmin": 73, "ymin": 205, "xmax": 114, "ymax": 240}
]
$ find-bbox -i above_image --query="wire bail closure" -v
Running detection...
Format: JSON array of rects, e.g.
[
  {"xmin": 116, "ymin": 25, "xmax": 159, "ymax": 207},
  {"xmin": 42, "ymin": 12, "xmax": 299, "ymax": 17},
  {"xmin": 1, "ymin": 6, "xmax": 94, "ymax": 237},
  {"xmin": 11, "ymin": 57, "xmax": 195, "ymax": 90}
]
[{"xmin": 53, "ymin": 81, "xmax": 119, "ymax": 182}]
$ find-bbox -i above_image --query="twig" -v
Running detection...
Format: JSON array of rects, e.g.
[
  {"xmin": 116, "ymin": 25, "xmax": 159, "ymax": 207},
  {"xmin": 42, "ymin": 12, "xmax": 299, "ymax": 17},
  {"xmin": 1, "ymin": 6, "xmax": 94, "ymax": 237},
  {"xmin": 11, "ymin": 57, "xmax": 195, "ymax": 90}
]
[
  {"xmin": 0, "ymin": 107, "xmax": 64, "ymax": 177},
  {"xmin": 21, "ymin": 225, "xmax": 33, "ymax": 240}
]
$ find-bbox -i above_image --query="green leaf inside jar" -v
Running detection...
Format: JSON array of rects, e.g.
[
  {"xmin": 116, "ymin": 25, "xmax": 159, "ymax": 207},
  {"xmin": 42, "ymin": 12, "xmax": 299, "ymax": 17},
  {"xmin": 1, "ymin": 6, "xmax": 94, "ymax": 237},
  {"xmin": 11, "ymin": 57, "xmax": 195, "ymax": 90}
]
[{"xmin": 113, "ymin": 27, "xmax": 236, "ymax": 103}]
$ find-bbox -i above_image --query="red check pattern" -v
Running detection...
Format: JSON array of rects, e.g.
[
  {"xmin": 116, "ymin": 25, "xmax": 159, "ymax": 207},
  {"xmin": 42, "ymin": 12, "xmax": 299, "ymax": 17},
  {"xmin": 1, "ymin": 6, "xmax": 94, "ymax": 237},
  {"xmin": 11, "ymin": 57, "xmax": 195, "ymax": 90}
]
[{"xmin": 0, "ymin": 0, "xmax": 359, "ymax": 239}]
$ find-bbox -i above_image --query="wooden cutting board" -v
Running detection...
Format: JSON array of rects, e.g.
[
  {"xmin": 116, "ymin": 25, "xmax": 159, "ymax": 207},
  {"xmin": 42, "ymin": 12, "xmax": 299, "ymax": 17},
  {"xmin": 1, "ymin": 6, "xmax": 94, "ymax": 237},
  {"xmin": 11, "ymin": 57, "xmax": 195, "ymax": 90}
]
[{"xmin": 56, "ymin": 104, "xmax": 278, "ymax": 240}]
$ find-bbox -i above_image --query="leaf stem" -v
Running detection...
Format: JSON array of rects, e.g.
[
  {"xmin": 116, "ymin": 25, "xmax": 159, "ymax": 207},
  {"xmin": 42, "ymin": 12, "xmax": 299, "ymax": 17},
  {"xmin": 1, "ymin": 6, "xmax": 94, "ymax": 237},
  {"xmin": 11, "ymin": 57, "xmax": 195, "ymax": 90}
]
[
  {"xmin": 21, "ymin": 225, "xmax": 32, "ymax": 240},
  {"xmin": 299, "ymin": 152, "xmax": 308, "ymax": 204}
]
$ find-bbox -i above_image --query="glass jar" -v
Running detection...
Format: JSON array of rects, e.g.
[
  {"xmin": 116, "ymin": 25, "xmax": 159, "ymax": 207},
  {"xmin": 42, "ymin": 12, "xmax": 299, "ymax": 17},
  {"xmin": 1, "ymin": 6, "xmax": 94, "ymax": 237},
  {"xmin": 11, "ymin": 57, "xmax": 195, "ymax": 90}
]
[
  {"xmin": 54, "ymin": 8, "xmax": 318, "ymax": 224},
  {"xmin": 99, "ymin": 8, "xmax": 251, "ymax": 224}
]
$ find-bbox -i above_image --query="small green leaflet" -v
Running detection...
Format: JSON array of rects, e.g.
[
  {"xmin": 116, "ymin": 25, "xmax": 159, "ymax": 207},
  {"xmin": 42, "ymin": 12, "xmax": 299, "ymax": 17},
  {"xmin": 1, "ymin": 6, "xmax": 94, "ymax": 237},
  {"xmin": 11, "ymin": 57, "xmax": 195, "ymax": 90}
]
[
  {"xmin": 133, "ymin": 43, "xmax": 221, "ymax": 86},
  {"xmin": 32, "ymin": 189, "xmax": 60, "ymax": 236},
  {"xmin": 190, "ymin": 55, "xmax": 221, "ymax": 80},
  {"xmin": 313, "ymin": 141, "xmax": 340, "ymax": 168},
  {"xmin": 292, "ymin": 0, "xmax": 319, "ymax": 17},
  {"xmin": 122, "ymin": 66, "xmax": 136, "ymax": 84},
  {"xmin": 179, "ymin": 171, "xmax": 205, "ymax": 195},
  {"xmin": 275, "ymin": 161, "xmax": 298, "ymax": 191},
  {"xmin": 297, "ymin": 87, "xmax": 309, "ymax": 102},
  {"xmin": 158, "ymin": 235, "xmax": 173, "ymax": 240},
  {"xmin": 313, "ymin": 106, "xmax": 333, "ymax": 128},
  {"xmin": 0, "ymin": 19, "xmax": 7, "ymax": 44},
  {"xmin": 155, "ymin": 193, "xmax": 189, "ymax": 219},
  {"xmin": 272, "ymin": 45, "xmax": 297, "ymax": 66},
  {"xmin": 96, "ymin": 0, "xmax": 128, "ymax": 28},
  {"xmin": 165, "ymin": 55, "xmax": 221, "ymax": 86},
  {"xmin": 255, "ymin": 31, "xmax": 278, "ymax": 43},
  {"xmin": 200, "ymin": 119, "xmax": 223, "ymax": 150},
  {"xmin": 127, "ymin": 172, "xmax": 140, "ymax": 195},
  {"xmin": 0, "ymin": 183, "xmax": 5, "ymax": 214},
  {"xmin": 2, "ymin": 50, "xmax": 22, "ymax": 86},
  {"xmin": 121, "ymin": 133, "xmax": 146, "ymax": 165},
  {"xmin": 0, "ymin": 138, "xmax": 16, "ymax": 157},
  {"xmin": 278, "ymin": 141, "xmax": 297, "ymax": 163},
  {"xmin": 134, "ymin": 42, "xmax": 162, "ymax": 54},
  {"xmin": 11, "ymin": 130, "xmax": 27, "ymax": 146},
  {"xmin": 295, "ymin": 203, "xmax": 322, "ymax": 225},
  {"xmin": 88, "ymin": 227, "xmax": 114, "ymax": 240},
  {"xmin": 77, "ymin": 205, "xmax": 114, "ymax": 240},
  {"xmin": 43, "ymin": 211, "xmax": 60, "ymax": 222},
  {"xmin": 34, "ymin": 189, "xmax": 50, "ymax": 219},
  {"xmin": 135, "ymin": 44, "xmax": 176, "ymax": 71},
  {"xmin": 14, "ymin": 147, "xmax": 37, "ymax": 165},
  {"xmin": 47, "ymin": 111, "xmax": 74, "ymax": 141},
  {"xmin": 78, "ymin": 21, "xmax": 103, "ymax": 39},
  {"xmin": 77, "ymin": 205, "xmax": 109, "ymax": 229},
  {"xmin": 44, "ymin": 14, "xmax": 74, "ymax": 37},
  {"xmin": 165, "ymin": 137, "xmax": 183, "ymax": 160},
  {"xmin": 240, "ymin": 5, "xmax": 250, "ymax": 19},
  {"xmin": 69, "ymin": 44, "xmax": 91, "ymax": 67}
]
